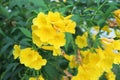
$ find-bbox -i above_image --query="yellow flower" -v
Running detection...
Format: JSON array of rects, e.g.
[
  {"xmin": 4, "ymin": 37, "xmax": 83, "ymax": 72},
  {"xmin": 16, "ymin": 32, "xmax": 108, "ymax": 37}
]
[
  {"xmin": 49, "ymin": 32, "xmax": 66, "ymax": 49},
  {"xmin": 29, "ymin": 56, "xmax": 47, "ymax": 70},
  {"xmin": 32, "ymin": 11, "xmax": 76, "ymax": 51},
  {"xmin": 75, "ymin": 32, "xmax": 88, "ymax": 48},
  {"xmin": 41, "ymin": 45, "xmax": 62, "ymax": 56},
  {"xmin": 41, "ymin": 46, "xmax": 54, "ymax": 51},
  {"xmin": 20, "ymin": 48, "xmax": 47, "ymax": 70},
  {"xmin": 69, "ymin": 55, "xmax": 79, "ymax": 68},
  {"xmin": 72, "ymin": 65, "xmax": 103, "ymax": 80},
  {"xmin": 33, "ymin": 12, "xmax": 48, "ymax": 26},
  {"xmin": 102, "ymin": 25, "xmax": 112, "ymax": 34},
  {"xmin": 114, "ymin": 9, "xmax": 120, "ymax": 16},
  {"xmin": 53, "ymin": 48, "xmax": 62, "ymax": 56},
  {"xmin": 13, "ymin": 45, "xmax": 21, "ymax": 59},
  {"xmin": 29, "ymin": 77, "xmax": 36, "ymax": 80},
  {"xmin": 112, "ymin": 40, "xmax": 120, "ymax": 50},
  {"xmin": 113, "ymin": 9, "xmax": 120, "ymax": 26},
  {"xmin": 53, "ymin": 20, "xmax": 66, "ymax": 32},
  {"xmin": 34, "ymin": 25, "xmax": 55, "ymax": 42},
  {"xmin": 38, "ymin": 75, "xmax": 44, "ymax": 80},
  {"xmin": 47, "ymin": 11, "xmax": 62, "ymax": 23},
  {"xmin": 64, "ymin": 15, "xmax": 72, "ymax": 20},
  {"xmin": 105, "ymin": 70, "xmax": 116, "ymax": 80},
  {"xmin": 32, "ymin": 32, "xmax": 43, "ymax": 47},
  {"xmin": 29, "ymin": 75, "xmax": 44, "ymax": 80},
  {"xmin": 64, "ymin": 20, "xmax": 76, "ymax": 34},
  {"xmin": 94, "ymin": 26, "xmax": 100, "ymax": 31},
  {"xmin": 115, "ymin": 29, "xmax": 120, "ymax": 38},
  {"xmin": 63, "ymin": 53, "xmax": 80, "ymax": 68}
]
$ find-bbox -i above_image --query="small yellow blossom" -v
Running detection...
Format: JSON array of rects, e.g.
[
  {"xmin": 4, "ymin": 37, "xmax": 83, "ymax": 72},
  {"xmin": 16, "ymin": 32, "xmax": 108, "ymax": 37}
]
[
  {"xmin": 13, "ymin": 46, "xmax": 47, "ymax": 70},
  {"xmin": 47, "ymin": 11, "xmax": 62, "ymax": 23},
  {"xmin": 34, "ymin": 25, "xmax": 55, "ymax": 42},
  {"xmin": 48, "ymin": 32, "xmax": 66, "ymax": 49},
  {"xmin": 41, "ymin": 45, "xmax": 62, "ymax": 56},
  {"xmin": 102, "ymin": 25, "xmax": 112, "ymax": 34},
  {"xmin": 38, "ymin": 75, "xmax": 44, "ymax": 80},
  {"xmin": 29, "ymin": 77, "xmax": 36, "ymax": 80},
  {"xmin": 63, "ymin": 54, "xmax": 79, "ymax": 68},
  {"xmin": 64, "ymin": 20, "xmax": 76, "ymax": 34},
  {"xmin": 13, "ymin": 45, "xmax": 21, "ymax": 59},
  {"xmin": 20, "ymin": 48, "xmax": 47, "ymax": 70},
  {"xmin": 29, "ymin": 75, "xmax": 44, "ymax": 80},
  {"xmin": 115, "ymin": 29, "xmax": 120, "ymax": 38},
  {"xmin": 75, "ymin": 32, "xmax": 88, "ymax": 48},
  {"xmin": 113, "ymin": 9, "xmax": 120, "ymax": 26},
  {"xmin": 32, "ymin": 32, "xmax": 43, "ymax": 47},
  {"xmin": 106, "ymin": 70, "xmax": 116, "ymax": 80},
  {"xmin": 33, "ymin": 12, "xmax": 48, "ymax": 26}
]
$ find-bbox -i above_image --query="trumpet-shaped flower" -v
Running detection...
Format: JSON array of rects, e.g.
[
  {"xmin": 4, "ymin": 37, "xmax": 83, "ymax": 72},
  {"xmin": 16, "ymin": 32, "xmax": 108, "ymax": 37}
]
[
  {"xmin": 105, "ymin": 70, "xmax": 116, "ymax": 80},
  {"xmin": 20, "ymin": 48, "xmax": 47, "ymax": 70},
  {"xmin": 75, "ymin": 32, "xmax": 88, "ymax": 48},
  {"xmin": 48, "ymin": 32, "xmax": 66, "ymax": 49},
  {"xmin": 47, "ymin": 11, "xmax": 62, "ymax": 23},
  {"xmin": 13, "ymin": 45, "xmax": 47, "ymax": 70},
  {"xmin": 13, "ymin": 45, "xmax": 21, "ymax": 59}
]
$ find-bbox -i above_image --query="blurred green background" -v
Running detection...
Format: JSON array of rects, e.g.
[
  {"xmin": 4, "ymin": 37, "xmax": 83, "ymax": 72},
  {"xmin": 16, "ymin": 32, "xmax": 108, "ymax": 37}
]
[{"xmin": 0, "ymin": 0, "xmax": 120, "ymax": 80}]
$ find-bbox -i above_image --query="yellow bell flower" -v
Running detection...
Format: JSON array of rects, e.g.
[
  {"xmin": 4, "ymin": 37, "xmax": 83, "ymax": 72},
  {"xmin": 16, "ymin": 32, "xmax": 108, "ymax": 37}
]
[
  {"xmin": 33, "ymin": 12, "xmax": 48, "ymax": 26},
  {"xmin": 13, "ymin": 45, "xmax": 21, "ymax": 59},
  {"xmin": 105, "ymin": 70, "xmax": 116, "ymax": 80},
  {"xmin": 75, "ymin": 32, "xmax": 88, "ymax": 48},
  {"xmin": 29, "ymin": 75, "xmax": 44, "ymax": 80},
  {"xmin": 32, "ymin": 32, "xmax": 43, "ymax": 47},
  {"xmin": 34, "ymin": 25, "xmax": 55, "ymax": 42},
  {"xmin": 113, "ymin": 9, "xmax": 120, "ymax": 26},
  {"xmin": 47, "ymin": 11, "xmax": 62, "ymax": 23},
  {"xmin": 19, "ymin": 48, "xmax": 47, "ymax": 70},
  {"xmin": 38, "ymin": 75, "xmax": 44, "ymax": 80},
  {"xmin": 29, "ymin": 77, "xmax": 36, "ymax": 80},
  {"xmin": 48, "ymin": 32, "xmax": 66, "ymax": 49},
  {"xmin": 64, "ymin": 20, "xmax": 76, "ymax": 34}
]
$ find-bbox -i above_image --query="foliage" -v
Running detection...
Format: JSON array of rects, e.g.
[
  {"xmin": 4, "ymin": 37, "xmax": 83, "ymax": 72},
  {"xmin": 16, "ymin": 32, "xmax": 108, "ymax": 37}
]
[{"xmin": 0, "ymin": 0, "xmax": 120, "ymax": 80}]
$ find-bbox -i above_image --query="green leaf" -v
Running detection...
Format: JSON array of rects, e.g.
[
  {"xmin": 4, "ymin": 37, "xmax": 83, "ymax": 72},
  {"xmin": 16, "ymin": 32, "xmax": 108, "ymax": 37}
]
[
  {"xmin": 0, "ymin": 28, "xmax": 6, "ymax": 36},
  {"xmin": 29, "ymin": 0, "xmax": 47, "ymax": 10},
  {"xmin": 42, "ymin": 63, "xmax": 62, "ymax": 80},
  {"xmin": 65, "ymin": 33, "xmax": 73, "ymax": 50},
  {"xmin": 19, "ymin": 27, "xmax": 31, "ymax": 38}
]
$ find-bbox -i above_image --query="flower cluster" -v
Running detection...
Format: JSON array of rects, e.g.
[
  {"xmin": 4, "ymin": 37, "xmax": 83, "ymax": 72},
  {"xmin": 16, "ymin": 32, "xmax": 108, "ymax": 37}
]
[
  {"xmin": 12, "ymin": 9, "xmax": 120, "ymax": 80},
  {"xmin": 13, "ymin": 45, "xmax": 47, "ymax": 70},
  {"xmin": 32, "ymin": 11, "xmax": 76, "ymax": 56},
  {"xmin": 71, "ymin": 38, "xmax": 120, "ymax": 80}
]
